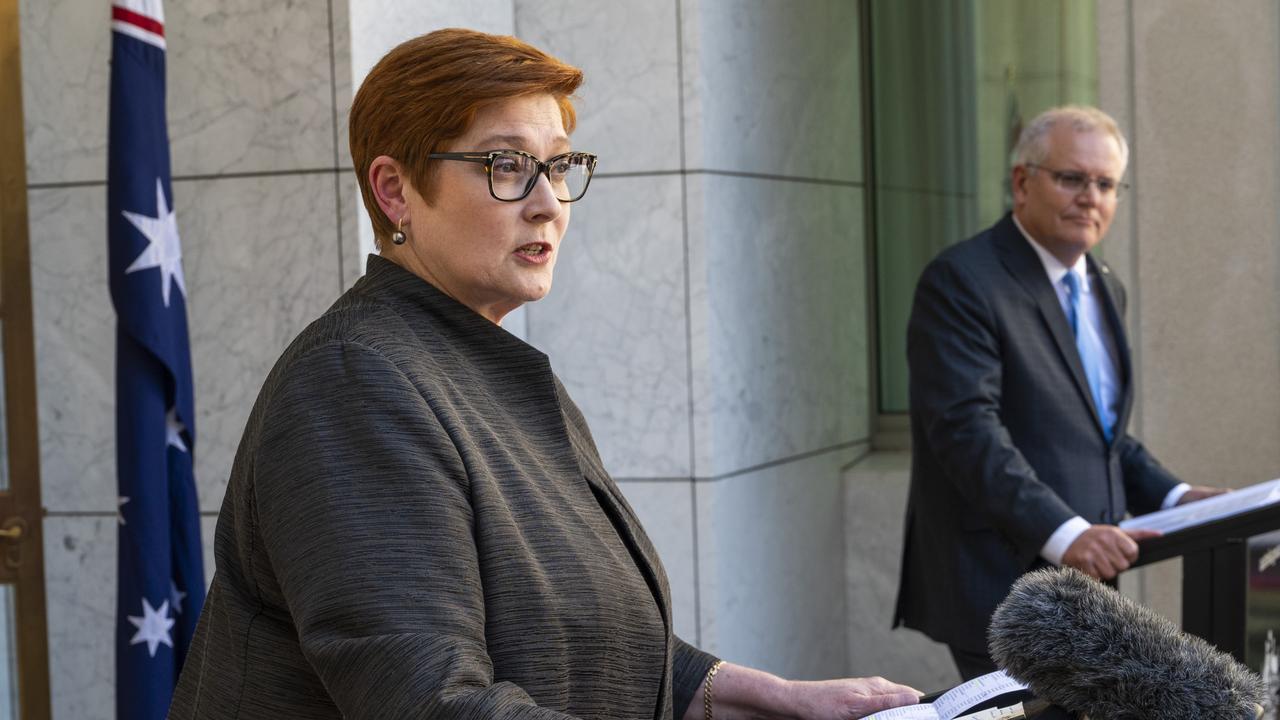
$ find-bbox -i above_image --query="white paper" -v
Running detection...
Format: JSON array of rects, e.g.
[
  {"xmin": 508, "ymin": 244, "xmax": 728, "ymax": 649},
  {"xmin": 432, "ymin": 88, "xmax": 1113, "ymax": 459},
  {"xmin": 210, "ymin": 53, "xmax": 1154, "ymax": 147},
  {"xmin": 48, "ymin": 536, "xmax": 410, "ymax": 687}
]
[
  {"xmin": 1120, "ymin": 477, "xmax": 1280, "ymax": 534},
  {"xmin": 931, "ymin": 671, "xmax": 1028, "ymax": 720},
  {"xmin": 861, "ymin": 705, "xmax": 940, "ymax": 720},
  {"xmin": 955, "ymin": 704, "xmax": 1026, "ymax": 720},
  {"xmin": 863, "ymin": 671, "xmax": 1027, "ymax": 720}
]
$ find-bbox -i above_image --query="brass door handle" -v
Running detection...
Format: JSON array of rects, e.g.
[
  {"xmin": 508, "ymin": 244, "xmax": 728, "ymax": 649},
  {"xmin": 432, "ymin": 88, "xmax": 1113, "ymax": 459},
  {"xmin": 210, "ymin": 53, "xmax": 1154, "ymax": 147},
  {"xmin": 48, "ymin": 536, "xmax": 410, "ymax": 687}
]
[{"xmin": 0, "ymin": 518, "xmax": 25, "ymax": 569}]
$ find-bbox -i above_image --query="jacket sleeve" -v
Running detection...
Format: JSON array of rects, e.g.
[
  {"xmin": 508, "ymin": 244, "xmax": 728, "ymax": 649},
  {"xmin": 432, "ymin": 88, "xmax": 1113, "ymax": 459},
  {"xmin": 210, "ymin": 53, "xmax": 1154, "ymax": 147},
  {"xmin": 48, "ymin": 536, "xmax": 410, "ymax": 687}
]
[
  {"xmin": 1117, "ymin": 436, "xmax": 1182, "ymax": 515},
  {"xmin": 671, "ymin": 636, "xmax": 719, "ymax": 720},
  {"xmin": 253, "ymin": 341, "xmax": 579, "ymax": 720},
  {"xmin": 908, "ymin": 257, "xmax": 1077, "ymax": 564}
]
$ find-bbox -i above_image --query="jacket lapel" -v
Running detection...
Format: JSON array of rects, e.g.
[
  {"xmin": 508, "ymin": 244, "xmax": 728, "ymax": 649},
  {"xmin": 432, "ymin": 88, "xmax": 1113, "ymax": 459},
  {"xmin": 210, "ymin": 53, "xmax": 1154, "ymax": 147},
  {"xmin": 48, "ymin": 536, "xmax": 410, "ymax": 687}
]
[
  {"xmin": 568, "ymin": 428, "xmax": 673, "ymax": 628},
  {"xmin": 993, "ymin": 217, "xmax": 1104, "ymax": 431},
  {"xmin": 1090, "ymin": 257, "xmax": 1134, "ymax": 445},
  {"xmin": 554, "ymin": 386, "xmax": 674, "ymax": 719}
]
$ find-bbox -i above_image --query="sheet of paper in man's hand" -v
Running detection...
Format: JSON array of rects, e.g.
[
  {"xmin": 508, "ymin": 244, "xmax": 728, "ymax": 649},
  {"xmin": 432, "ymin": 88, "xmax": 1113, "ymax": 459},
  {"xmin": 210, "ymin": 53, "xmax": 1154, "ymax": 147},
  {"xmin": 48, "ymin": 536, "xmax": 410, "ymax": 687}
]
[{"xmin": 1120, "ymin": 477, "xmax": 1280, "ymax": 534}]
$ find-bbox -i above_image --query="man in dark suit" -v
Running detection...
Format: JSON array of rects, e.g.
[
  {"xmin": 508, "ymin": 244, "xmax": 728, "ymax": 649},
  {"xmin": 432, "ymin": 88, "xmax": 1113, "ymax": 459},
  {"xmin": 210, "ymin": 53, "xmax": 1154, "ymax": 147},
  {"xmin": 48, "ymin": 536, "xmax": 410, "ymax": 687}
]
[{"xmin": 893, "ymin": 105, "xmax": 1225, "ymax": 680}]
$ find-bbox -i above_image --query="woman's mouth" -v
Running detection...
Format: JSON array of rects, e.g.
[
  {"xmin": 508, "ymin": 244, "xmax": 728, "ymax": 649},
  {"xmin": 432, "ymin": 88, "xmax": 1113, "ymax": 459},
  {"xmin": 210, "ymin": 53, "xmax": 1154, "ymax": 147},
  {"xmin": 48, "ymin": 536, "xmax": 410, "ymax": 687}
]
[{"xmin": 514, "ymin": 242, "xmax": 553, "ymax": 264}]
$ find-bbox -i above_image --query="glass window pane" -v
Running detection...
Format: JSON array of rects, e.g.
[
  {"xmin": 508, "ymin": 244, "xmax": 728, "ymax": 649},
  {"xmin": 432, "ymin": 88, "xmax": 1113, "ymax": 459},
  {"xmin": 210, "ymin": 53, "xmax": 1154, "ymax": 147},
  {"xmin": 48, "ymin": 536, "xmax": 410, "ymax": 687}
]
[
  {"xmin": 869, "ymin": 0, "xmax": 1098, "ymax": 414},
  {"xmin": 0, "ymin": 584, "xmax": 18, "ymax": 720}
]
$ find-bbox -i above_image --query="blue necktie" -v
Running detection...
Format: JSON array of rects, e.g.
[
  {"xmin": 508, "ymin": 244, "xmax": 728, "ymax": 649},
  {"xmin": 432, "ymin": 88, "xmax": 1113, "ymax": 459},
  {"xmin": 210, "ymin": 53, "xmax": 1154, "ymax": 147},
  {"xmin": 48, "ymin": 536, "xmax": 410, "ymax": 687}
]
[{"xmin": 1062, "ymin": 271, "xmax": 1115, "ymax": 441}]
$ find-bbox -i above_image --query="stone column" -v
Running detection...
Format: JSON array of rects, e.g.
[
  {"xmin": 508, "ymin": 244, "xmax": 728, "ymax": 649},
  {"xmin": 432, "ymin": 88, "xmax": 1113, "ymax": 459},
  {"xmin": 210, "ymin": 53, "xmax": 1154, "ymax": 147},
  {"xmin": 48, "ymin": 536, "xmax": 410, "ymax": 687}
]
[{"xmin": 523, "ymin": 0, "xmax": 870, "ymax": 677}]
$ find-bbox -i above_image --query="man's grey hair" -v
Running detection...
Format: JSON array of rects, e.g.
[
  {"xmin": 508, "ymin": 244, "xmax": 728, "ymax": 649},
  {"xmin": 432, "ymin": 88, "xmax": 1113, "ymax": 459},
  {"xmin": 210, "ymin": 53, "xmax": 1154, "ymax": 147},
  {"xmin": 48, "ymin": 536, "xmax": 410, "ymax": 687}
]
[{"xmin": 1013, "ymin": 105, "xmax": 1129, "ymax": 172}]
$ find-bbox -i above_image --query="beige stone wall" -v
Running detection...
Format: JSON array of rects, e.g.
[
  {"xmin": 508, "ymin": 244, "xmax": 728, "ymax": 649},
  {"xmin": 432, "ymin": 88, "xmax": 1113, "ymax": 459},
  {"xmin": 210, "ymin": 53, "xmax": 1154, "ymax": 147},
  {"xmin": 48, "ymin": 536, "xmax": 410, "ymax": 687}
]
[{"xmin": 1098, "ymin": 0, "xmax": 1280, "ymax": 623}]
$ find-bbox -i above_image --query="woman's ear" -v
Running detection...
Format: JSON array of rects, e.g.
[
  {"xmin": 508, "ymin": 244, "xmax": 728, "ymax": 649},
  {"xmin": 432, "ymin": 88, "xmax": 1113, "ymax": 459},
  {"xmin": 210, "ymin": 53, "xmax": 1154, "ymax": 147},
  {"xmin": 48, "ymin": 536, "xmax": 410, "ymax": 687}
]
[{"xmin": 369, "ymin": 155, "xmax": 410, "ymax": 224}]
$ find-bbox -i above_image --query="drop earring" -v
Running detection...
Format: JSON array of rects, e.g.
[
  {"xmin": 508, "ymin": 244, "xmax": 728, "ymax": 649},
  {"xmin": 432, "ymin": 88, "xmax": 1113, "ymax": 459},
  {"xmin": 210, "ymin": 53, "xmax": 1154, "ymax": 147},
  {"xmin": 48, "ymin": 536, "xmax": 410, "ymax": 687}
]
[{"xmin": 391, "ymin": 216, "xmax": 408, "ymax": 245}]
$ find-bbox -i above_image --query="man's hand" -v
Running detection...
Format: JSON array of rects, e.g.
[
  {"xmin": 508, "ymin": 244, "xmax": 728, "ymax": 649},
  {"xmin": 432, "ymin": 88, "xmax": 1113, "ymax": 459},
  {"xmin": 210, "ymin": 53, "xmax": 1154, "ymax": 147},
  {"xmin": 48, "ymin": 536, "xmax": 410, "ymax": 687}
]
[
  {"xmin": 1061, "ymin": 525, "xmax": 1161, "ymax": 580},
  {"xmin": 1177, "ymin": 485, "xmax": 1231, "ymax": 505}
]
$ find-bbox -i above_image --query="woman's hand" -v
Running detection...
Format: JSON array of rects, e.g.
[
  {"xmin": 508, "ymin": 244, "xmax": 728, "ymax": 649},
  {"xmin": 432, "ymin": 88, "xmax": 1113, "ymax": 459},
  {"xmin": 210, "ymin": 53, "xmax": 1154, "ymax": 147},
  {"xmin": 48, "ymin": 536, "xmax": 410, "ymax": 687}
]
[
  {"xmin": 785, "ymin": 676, "xmax": 923, "ymax": 719},
  {"xmin": 688, "ymin": 662, "xmax": 921, "ymax": 720}
]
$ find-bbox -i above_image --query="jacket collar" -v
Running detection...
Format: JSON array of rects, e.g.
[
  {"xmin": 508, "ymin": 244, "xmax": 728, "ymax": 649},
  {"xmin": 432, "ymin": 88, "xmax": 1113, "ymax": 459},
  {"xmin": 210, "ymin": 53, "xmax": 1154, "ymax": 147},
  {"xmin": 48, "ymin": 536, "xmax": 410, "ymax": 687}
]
[{"xmin": 354, "ymin": 253, "xmax": 547, "ymax": 365}]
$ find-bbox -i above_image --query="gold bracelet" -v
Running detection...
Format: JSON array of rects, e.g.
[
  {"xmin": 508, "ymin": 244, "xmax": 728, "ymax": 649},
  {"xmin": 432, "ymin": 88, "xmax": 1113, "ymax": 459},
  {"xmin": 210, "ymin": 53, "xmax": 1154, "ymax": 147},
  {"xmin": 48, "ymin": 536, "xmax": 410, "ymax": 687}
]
[{"xmin": 703, "ymin": 659, "xmax": 725, "ymax": 720}]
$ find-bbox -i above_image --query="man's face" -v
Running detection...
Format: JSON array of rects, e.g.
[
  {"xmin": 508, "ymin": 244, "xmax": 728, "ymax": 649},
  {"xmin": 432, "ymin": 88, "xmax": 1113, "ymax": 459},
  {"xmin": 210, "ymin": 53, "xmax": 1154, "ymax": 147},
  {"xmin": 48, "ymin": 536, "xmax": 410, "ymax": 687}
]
[{"xmin": 1011, "ymin": 125, "xmax": 1126, "ymax": 266}]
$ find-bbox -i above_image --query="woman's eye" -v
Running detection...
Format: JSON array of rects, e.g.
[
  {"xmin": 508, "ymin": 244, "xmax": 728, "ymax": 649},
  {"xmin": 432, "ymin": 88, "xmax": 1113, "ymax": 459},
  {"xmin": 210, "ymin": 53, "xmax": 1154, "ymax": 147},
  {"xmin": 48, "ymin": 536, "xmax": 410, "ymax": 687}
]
[{"xmin": 493, "ymin": 158, "xmax": 520, "ymax": 174}]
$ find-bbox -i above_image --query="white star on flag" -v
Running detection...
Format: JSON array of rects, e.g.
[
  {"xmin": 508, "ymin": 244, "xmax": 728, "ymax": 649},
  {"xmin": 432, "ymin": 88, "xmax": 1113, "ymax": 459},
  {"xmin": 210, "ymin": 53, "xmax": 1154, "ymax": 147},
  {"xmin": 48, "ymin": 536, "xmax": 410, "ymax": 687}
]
[
  {"xmin": 122, "ymin": 177, "xmax": 186, "ymax": 307},
  {"xmin": 127, "ymin": 597, "xmax": 175, "ymax": 657},
  {"xmin": 170, "ymin": 580, "xmax": 187, "ymax": 615},
  {"xmin": 117, "ymin": 496, "xmax": 130, "ymax": 526},
  {"xmin": 166, "ymin": 406, "xmax": 188, "ymax": 453}
]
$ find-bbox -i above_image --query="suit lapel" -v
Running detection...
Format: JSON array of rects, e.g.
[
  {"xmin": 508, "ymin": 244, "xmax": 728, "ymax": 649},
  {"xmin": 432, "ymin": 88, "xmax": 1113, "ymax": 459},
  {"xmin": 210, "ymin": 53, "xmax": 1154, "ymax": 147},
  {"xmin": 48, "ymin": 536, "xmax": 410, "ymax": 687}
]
[
  {"xmin": 1090, "ymin": 257, "xmax": 1134, "ymax": 445},
  {"xmin": 992, "ymin": 218, "xmax": 1104, "ymax": 431}
]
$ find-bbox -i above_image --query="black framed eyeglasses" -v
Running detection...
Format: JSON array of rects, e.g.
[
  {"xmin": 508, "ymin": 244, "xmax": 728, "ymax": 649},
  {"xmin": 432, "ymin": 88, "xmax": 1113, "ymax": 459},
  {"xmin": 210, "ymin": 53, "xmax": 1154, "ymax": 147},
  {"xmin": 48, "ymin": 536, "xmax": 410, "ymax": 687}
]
[
  {"xmin": 1026, "ymin": 163, "xmax": 1129, "ymax": 198},
  {"xmin": 428, "ymin": 149, "xmax": 598, "ymax": 202}
]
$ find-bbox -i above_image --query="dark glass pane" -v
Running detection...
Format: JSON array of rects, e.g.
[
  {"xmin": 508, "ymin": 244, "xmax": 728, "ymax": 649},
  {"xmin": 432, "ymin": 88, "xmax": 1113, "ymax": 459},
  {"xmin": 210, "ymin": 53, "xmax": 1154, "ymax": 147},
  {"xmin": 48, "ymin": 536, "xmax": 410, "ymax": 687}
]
[{"xmin": 869, "ymin": 0, "xmax": 1098, "ymax": 413}]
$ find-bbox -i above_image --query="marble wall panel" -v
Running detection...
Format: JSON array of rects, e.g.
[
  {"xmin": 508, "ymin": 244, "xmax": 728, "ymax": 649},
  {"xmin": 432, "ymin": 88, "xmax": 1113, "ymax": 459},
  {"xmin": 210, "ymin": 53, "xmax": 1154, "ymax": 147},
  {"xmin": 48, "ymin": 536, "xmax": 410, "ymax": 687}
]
[
  {"xmin": 680, "ymin": 0, "xmax": 862, "ymax": 182},
  {"xmin": 19, "ymin": 0, "xmax": 110, "ymax": 185},
  {"xmin": 178, "ymin": 173, "xmax": 344, "ymax": 511},
  {"xmin": 164, "ymin": 1, "xmax": 335, "ymax": 176},
  {"xmin": 694, "ymin": 448, "xmax": 853, "ymax": 679},
  {"xmin": 616, "ymin": 480, "xmax": 698, "ymax": 643},
  {"xmin": 43, "ymin": 515, "xmax": 115, "ymax": 720},
  {"xmin": 514, "ymin": 0, "xmax": 682, "ymax": 174},
  {"xmin": 331, "ymin": 0, "xmax": 353, "ymax": 173},
  {"xmin": 686, "ymin": 175, "xmax": 868, "ymax": 478},
  {"xmin": 348, "ymin": 1, "xmax": 514, "ymax": 89},
  {"xmin": 842, "ymin": 451, "xmax": 957, "ymax": 691},
  {"xmin": 21, "ymin": 0, "xmax": 338, "ymax": 184},
  {"xmin": 30, "ymin": 186, "xmax": 116, "ymax": 513},
  {"xmin": 529, "ymin": 175, "xmax": 691, "ymax": 477}
]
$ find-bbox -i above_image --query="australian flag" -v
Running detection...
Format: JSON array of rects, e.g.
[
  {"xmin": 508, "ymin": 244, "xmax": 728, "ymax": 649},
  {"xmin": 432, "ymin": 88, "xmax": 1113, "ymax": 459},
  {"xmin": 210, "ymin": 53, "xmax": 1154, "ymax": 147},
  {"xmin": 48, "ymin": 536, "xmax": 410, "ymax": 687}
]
[{"xmin": 107, "ymin": 1, "xmax": 205, "ymax": 717}]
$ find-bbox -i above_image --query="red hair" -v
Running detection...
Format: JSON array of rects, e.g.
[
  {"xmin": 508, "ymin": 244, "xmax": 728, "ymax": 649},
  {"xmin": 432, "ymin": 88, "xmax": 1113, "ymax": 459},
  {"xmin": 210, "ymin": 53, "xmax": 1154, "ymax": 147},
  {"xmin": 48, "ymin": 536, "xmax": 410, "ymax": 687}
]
[{"xmin": 349, "ymin": 28, "xmax": 583, "ymax": 246}]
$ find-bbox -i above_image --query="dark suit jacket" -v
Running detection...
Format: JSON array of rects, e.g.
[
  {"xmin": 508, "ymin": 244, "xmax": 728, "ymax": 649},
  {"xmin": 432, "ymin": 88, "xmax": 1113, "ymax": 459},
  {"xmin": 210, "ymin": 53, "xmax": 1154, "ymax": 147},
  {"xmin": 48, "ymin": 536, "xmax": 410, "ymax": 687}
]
[
  {"xmin": 893, "ymin": 214, "xmax": 1181, "ymax": 652},
  {"xmin": 169, "ymin": 255, "xmax": 717, "ymax": 719}
]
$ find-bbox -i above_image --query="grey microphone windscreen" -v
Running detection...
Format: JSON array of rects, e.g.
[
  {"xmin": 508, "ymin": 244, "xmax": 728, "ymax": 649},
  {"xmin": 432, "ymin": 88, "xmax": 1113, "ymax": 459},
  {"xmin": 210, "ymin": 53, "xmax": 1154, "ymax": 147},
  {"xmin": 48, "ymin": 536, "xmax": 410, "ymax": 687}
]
[{"xmin": 988, "ymin": 567, "xmax": 1264, "ymax": 720}]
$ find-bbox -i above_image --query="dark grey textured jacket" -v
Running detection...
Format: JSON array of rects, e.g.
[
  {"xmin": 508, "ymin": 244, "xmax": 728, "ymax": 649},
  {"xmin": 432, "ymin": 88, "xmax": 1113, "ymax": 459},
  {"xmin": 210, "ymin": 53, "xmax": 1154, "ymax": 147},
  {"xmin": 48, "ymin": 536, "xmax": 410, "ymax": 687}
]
[{"xmin": 169, "ymin": 256, "xmax": 717, "ymax": 719}]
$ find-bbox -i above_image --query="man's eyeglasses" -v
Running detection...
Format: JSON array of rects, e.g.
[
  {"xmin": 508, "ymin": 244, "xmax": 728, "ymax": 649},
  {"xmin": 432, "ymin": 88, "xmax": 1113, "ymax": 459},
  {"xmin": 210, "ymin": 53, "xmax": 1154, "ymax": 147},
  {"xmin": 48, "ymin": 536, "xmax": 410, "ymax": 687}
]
[
  {"xmin": 428, "ymin": 149, "xmax": 598, "ymax": 202},
  {"xmin": 1026, "ymin": 163, "xmax": 1129, "ymax": 199}
]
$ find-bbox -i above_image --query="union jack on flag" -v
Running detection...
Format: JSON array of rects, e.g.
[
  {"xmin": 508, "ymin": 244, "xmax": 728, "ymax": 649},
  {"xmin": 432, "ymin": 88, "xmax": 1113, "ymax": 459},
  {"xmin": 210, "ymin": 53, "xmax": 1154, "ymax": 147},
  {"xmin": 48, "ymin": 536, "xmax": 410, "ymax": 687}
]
[{"xmin": 107, "ymin": 1, "xmax": 204, "ymax": 717}]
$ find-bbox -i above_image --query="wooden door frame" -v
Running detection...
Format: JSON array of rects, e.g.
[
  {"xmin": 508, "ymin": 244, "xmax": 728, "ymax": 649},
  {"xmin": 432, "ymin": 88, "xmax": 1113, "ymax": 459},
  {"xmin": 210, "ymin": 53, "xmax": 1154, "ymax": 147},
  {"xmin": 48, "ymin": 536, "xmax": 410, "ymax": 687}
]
[{"xmin": 0, "ymin": 0, "xmax": 52, "ymax": 717}]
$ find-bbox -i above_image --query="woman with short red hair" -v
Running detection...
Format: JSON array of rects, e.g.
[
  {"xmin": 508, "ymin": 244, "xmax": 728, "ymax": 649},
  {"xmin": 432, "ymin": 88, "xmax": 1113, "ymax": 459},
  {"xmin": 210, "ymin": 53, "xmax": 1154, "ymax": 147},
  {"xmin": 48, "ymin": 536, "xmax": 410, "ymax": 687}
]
[{"xmin": 169, "ymin": 28, "xmax": 919, "ymax": 720}]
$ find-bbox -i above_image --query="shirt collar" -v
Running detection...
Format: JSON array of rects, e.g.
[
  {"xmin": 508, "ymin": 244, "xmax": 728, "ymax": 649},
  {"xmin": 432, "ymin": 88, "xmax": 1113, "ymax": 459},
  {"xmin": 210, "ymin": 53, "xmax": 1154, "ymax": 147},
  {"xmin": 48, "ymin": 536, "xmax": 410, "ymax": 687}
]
[{"xmin": 1012, "ymin": 213, "xmax": 1090, "ymax": 293}]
